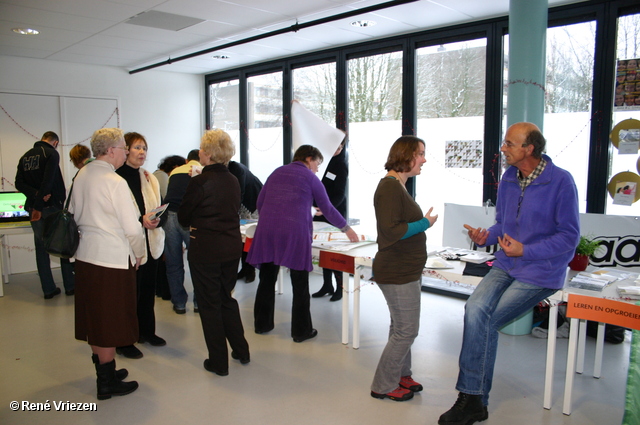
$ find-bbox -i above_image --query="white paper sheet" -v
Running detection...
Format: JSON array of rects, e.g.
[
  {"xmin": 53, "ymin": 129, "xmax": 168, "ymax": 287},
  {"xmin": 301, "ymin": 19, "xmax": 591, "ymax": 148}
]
[{"xmin": 291, "ymin": 100, "xmax": 345, "ymax": 179}]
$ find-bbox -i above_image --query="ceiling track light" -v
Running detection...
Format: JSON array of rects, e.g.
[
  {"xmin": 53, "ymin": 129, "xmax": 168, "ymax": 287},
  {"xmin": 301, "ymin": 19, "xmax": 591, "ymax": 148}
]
[
  {"xmin": 351, "ymin": 20, "xmax": 376, "ymax": 28},
  {"xmin": 12, "ymin": 28, "xmax": 39, "ymax": 35}
]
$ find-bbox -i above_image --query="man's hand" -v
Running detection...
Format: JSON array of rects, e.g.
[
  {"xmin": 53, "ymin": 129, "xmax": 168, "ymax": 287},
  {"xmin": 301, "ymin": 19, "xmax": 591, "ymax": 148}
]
[
  {"xmin": 345, "ymin": 227, "xmax": 360, "ymax": 243},
  {"xmin": 30, "ymin": 210, "xmax": 42, "ymax": 222},
  {"xmin": 463, "ymin": 224, "xmax": 489, "ymax": 246},
  {"xmin": 497, "ymin": 233, "xmax": 523, "ymax": 257}
]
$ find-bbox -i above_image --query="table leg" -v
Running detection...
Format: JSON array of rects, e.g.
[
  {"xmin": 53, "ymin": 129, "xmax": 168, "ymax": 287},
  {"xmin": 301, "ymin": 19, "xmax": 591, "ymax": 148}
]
[
  {"xmin": 0, "ymin": 235, "xmax": 5, "ymax": 296},
  {"xmin": 577, "ymin": 319, "xmax": 587, "ymax": 374},
  {"xmin": 342, "ymin": 271, "xmax": 349, "ymax": 345},
  {"xmin": 593, "ymin": 321, "xmax": 605, "ymax": 378},
  {"xmin": 352, "ymin": 271, "xmax": 360, "ymax": 350},
  {"xmin": 562, "ymin": 317, "xmax": 580, "ymax": 415},
  {"xmin": 543, "ymin": 303, "xmax": 558, "ymax": 409}
]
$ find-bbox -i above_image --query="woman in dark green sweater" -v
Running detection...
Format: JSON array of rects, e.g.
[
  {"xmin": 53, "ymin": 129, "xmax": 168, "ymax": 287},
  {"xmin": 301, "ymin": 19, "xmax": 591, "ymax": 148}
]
[{"xmin": 370, "ymin": 136, "xmax": 438, "ymax": 402}]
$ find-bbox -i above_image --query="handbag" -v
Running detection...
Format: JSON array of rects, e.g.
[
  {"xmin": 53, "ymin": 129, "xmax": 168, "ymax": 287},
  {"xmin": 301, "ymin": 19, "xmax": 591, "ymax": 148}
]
[{"xmin": 43, "ymin": 182, "xmax": 79, "ymax": 259}]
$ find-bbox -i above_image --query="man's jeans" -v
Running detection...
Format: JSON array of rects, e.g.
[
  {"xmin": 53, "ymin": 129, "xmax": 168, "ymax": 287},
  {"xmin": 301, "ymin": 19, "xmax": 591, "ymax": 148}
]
[
  {"xmin": 30, "ymin": 206, "xmax": 75, "ymax": 295},
  {"xmin": 164, "ymin": 211, "xmax": 191, "ymax": 308},
  {"xmin": 456, "ymin": 267, "xmax": 556, "ymax": 405}
]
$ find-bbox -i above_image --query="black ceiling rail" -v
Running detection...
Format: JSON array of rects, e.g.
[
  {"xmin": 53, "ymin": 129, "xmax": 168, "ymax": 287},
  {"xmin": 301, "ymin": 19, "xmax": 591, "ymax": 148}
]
[{"xmin": 129, "ymin": 0, "xmax": 419, "ymax": 74}]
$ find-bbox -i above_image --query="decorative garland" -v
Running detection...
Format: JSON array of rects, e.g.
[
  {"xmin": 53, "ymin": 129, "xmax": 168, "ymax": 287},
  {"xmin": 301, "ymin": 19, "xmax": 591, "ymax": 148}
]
[{"xmin": 0, "ymin": 103, "xmax": 120, "ymax": 147}]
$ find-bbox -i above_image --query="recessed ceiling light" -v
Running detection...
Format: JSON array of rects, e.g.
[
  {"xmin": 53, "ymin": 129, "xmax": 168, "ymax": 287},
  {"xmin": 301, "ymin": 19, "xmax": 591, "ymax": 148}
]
[
  {"xmin": 351, "ymin": 20, "xmax": 376, "ymax": 28},
  {"xmin": 12, "ymin": 28, "xmax": 39, "ymax": 35},
  {"xmin": 212, "ymin": 55, "xmax": 230, "ymax": 59}
]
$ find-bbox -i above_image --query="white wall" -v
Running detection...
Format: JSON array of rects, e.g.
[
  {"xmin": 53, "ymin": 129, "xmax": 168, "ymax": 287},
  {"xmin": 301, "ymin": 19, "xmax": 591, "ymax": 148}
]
[
  {"xmin": 0, "ymin": 55, "xmax": 203, "ymax": 275},
  {"xmin": 0, "ymin": 55, "xmax": 204, "ymax": 172}
]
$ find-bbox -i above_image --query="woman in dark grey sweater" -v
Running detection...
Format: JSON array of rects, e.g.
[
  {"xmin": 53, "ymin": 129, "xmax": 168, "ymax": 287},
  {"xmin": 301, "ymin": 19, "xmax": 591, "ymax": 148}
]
[{"xmin": 370, "ymin": 136, "xmax": 438, "ymax": 402}]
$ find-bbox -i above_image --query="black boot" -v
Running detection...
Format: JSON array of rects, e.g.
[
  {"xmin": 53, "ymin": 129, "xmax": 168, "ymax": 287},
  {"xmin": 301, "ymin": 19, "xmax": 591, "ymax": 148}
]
[
  {"xmin": 92, "ymin": 354, "xmax": 128, "ymax": 381},
  {"xmin": 312, "ymin": 284, "xmax": 334, "ymax": 298},
  {"xmin": 329, "ymin": 272, "xmax": 343, "ymax": 302},
  {"xmin": 438, "ymin": 392, "xmax": 488, "ymax": 425},
  {"xmin": 95, "ymin": 359, "xmax": 138, "ymax": 400}
]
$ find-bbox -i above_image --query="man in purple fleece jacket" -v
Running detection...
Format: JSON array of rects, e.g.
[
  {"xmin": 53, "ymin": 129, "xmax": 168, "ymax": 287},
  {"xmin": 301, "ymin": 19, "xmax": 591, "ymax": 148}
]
[{"xmin": 439, "ymin": 122, "xmax": 580, "ymax": 425}]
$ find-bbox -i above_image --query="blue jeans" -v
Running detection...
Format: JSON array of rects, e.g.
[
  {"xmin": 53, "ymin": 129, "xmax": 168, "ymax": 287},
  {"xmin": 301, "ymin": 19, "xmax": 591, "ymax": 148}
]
[
  {"xmin": 164, "ymin": 211, "xmax": 192, "ymax": 308},
  {"xmin": 30, "ymin": 206, "xmax": 75, "ymax": 295},
  {"xmin": 371, "ymin": 280, "xmax": 421, "ymax": 394},
  {"xmin": 456, "ymin": 267, "xmax": 557, "ymax": 405}
]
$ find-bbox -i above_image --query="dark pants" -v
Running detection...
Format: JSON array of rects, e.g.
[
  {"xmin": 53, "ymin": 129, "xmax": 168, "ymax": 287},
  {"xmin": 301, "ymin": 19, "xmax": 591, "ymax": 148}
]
[
  {"xmin": 190, "ymin": 258, "xmax": 248, "ymax": 373},
  {"xmin": 254, "ymin": 262, "xmax": 313, "ymax": 338},
  {"xmin": 137, "ymin": 255, "xmax": 158, "ymax": 338},
  {"xmin": 30, "ymin": 206, "xmax": 75, "ymax": 295}
]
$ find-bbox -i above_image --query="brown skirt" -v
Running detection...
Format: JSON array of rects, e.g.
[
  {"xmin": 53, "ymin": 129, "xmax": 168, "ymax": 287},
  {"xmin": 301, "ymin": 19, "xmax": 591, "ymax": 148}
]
[{"xmin": 74, "ymin": 260, "xmax": 138, "ymax": 347}]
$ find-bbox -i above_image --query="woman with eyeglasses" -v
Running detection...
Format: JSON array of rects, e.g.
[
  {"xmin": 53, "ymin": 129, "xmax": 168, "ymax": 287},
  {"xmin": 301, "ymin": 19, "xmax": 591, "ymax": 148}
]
[
  {"xmin": 71, "ymin": 128, "xmax": 145, "ymax": 399},
  {"xmin": 114, "ymin": 132, "xmax": 166, "ymax": 360}
]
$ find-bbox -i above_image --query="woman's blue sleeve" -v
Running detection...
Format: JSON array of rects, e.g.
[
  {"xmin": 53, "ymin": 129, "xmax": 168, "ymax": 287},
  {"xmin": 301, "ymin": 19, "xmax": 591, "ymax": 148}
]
[{"xmin": 401, "ymin": 217, "xmax": 430, "ymax": 240}]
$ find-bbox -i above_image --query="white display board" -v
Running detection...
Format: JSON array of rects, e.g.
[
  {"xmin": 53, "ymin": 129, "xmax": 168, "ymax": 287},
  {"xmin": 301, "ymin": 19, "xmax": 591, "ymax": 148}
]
[{"xmin": 444, "ymin": 203, "xmax": 640, "ymax": 271}]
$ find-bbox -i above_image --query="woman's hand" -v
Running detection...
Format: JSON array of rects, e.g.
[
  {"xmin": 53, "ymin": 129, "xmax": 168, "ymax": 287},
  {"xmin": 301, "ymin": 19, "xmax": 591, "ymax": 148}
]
[
  {"xmin": 314, "ymin": 207, "xmax": 323, "ymax": 217},
  {"xmin": 135, "ymin": 257, "xmax": 143, "ymax": 270},
  {"xmin": 142, "ymin": 212, "xmax": 160, "ymax": 229},
  {"xmin": 345, "ymin": 227, "xmax": 360, "ymax": 243},
  {"xmin": 425, "ymin": 207, "xmax": 438, "ymax": 227}
]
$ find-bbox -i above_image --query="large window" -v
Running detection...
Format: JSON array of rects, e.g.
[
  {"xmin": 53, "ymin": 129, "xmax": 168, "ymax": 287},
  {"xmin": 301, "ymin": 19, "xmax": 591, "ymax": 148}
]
[
  {"xmin": 247, "ymin": 71, "xmax": 283, "ymax": 183},
  {"xmin": 415, "ymin": 39, "xmax": 487, "ymax": 244},
  {"xmin": 292, "ymin": 62, "xmax": 336, "ymax": 124},
  {"xmin": 502, "ymin": 22, "xmax": 595, "ymax": 214},
  {"xmin": 204, "ymin": 0, "xmax": 640, "ymax": 226},
  {"xmin": 609, "ymin": 12, "xmax": 640, "ymax": 216},
  {"xmin": 347, "ymin": 51, "xmax": 403, "ymax": 234},
  {"xmin": 209, "ymin": 79, "xmax": 240, "ymax": 162}
]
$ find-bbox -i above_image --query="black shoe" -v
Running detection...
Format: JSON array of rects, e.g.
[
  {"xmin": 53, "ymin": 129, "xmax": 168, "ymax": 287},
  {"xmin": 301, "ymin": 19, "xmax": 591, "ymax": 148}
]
[
  {"xmin": 194, "ymin": 305, "xmax": 199, "ymax": 313},
  {"xmin": 203, "ymin": 359, "xmax": 228, "ymax": 376},
  {"xmin": 312, "ymin": 285, "xmax": 334, "ymax": 298},
  {"xmin": 44, "ymin": 287, "xmax": 61, "ymax": 299},
  {"xmin": 255, "ymin": 326, "xmax": 273, "ymax": 335},
  {"xmin": 116, "ymin": 345, "xmax": 143, "ymax": 359},
  {"xmin": 244, "ymin": 270, "xmax": 255, "ymax": 283},
  {"xmin": 329, "ymin": 290, "xmax": 342, "ymax": 302},
  {"xmin": 139, "ymin": 334, "xmax": 166, "ymax": 346},
  {"xmin": 231, "ymin": 351, "xmax": 250, "ymax": 364},
  {"xmin": 173, "ymin": 305, "xmax": 186, "ymax": 315},
  {"xmin": 237, "ymin": 269, "xmax": 247, "ymax": 280},
  {"xmin": 65, "ymin": 289, "xmax": 75, "ymax": 296},
  {"xmin": 293, "ymin": 329, "xmax": 318, "ymax": 343},
  {"xmin": 438, "ymin": 392, "xmax": 488, "ymax": 425}
]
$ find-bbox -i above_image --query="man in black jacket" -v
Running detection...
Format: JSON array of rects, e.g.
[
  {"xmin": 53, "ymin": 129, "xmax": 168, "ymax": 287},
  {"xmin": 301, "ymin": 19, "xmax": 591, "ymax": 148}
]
[
  {"xmin": 227, "ymin": 160, "xmax": 263, "ymax": 283},
  {"xmin": 15, "ymin": 131, "xmax": 75, "ymax": 299}
]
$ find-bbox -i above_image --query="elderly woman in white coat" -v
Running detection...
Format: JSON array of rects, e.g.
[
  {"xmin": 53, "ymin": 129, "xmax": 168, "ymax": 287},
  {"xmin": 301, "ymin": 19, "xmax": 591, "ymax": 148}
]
[
  {"xmin": 115, "ymin": 131, "xmax": 166, "ymax": 359},
  {"xmin": 72, "ymin": 127, "xmax": 146, "ymax": 400}
]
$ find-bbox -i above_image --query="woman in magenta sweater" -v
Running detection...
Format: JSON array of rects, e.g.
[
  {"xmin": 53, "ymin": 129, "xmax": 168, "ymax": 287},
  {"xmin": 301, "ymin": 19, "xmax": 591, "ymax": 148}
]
[{"xmin": 247, "ymin": 145, "xmax": 358, "ymax": 343}]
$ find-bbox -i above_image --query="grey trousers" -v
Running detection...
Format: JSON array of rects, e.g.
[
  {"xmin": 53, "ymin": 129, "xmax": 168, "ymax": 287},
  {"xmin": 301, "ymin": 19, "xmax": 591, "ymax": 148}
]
[{"xmin": 371, "ymin": 280, "xmax": 421, "ymax": 394}]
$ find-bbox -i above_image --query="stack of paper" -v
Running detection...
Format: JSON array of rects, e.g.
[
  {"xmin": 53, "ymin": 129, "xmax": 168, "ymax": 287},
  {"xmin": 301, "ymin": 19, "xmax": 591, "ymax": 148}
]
[
  {"xmin": 617, "ymin": 286, "xmax": 640, "ymax": 299},
  {"xmin": 568, "ymin": 272, "xmax": 617, "ymax": 291}
]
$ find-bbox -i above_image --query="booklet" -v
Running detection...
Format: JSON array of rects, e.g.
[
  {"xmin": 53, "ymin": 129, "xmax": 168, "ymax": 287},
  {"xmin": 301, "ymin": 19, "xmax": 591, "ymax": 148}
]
[{"xmin": 148, "ymin": 203, "xmax": 168, "ymax": 220}]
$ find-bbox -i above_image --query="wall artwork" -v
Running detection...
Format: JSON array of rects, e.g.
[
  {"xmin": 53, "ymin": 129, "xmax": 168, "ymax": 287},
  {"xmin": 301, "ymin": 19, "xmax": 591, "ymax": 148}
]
[
  {"xmin": 614, "ymin": 58, "xmax": 640, "ymax": 111},
  {"xmin": 445, "ymin": 140, "xmax": 482, "ymax": 168}
]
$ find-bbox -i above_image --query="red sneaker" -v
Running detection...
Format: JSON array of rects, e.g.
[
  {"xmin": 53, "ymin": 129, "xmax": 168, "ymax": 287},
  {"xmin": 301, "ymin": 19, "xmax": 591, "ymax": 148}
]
[
  {"xmin": 371, "ymin": 386, "xmax": 414, "ymax": 401},
  {"xmin": 399, "ymin": 375, "xmax": 423, "ymax": 392}
]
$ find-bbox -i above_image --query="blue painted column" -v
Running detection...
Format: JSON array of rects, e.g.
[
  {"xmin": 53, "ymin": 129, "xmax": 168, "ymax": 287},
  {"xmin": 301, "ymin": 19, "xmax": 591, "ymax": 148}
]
[{"xmin": 506, "ymin": 0, "xmax": 548, "ymax": 130}]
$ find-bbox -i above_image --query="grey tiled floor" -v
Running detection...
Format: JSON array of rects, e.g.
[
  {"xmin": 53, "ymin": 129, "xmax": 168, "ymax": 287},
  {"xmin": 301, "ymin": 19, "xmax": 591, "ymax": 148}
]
[{"xmin": 0, "ymin": 267, "xmax": 630, "ymax": 425}]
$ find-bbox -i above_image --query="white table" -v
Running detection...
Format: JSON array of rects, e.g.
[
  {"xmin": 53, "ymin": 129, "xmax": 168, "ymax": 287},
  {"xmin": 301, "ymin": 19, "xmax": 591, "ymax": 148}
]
[
  {"xmin": 543, "ymin": 269, "xmax": 640, "ymax": 414},
  {"xmin": 313, "ymin": 243, "xmax": 481, "ymax": 349},
  {"xmin": 0, "ymin": 222, "xmax": 32, "ymax": 296}
]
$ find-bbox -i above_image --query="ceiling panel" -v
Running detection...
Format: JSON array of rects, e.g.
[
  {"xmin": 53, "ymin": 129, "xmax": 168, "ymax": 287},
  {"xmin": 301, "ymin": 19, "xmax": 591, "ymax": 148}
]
[{"xmin": 0, "ymin": 0, "xmax": 588, "ymax": 74}]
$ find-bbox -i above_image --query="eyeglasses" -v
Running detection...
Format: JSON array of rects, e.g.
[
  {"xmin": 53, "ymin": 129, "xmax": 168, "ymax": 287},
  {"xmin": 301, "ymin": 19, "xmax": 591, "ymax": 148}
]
[
  {"xmin": 112, "ymin": 146, "xmax": 128, "ymax": 152},
  {"xmin": 501, "ymin": 141, "xmax": 529, "ymax": 149}
]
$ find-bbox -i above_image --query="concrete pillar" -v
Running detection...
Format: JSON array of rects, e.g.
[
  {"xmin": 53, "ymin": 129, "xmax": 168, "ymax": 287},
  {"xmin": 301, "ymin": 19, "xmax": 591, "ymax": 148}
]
[{"xmin": 506, "ymin": 0, "xmax": 548, "ymax": 130}]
